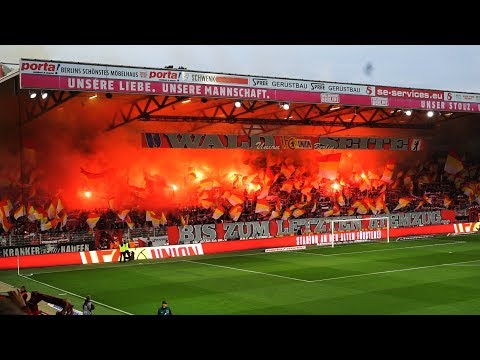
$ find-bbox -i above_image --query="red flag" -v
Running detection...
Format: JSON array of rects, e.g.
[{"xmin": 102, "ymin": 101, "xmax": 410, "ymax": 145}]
[
  {"xmin": 14, "ymin": 205, "xmax": 26, "ymax": 220},
  {"xmin": 318, "ymin": 153, "xmax": 341, "ymax": 179},
  {"xmin": 212, "ymin": 205, "xmax": 225, "ymax": 220},
  {"xmin": 394, "ymin": 197, "xmax": 413, "ymax": 211},
  {"xmin": 160, "ymin": 212, "xmax": 167, "ymax": 226},
  {"xmin": 86, "ymin": 213, "xmax": 100, "ymax": 229},
  {"xmin": 60, "ymin": 213, "xmax": 68, "ymax": 228},
  {"xmin": 281, "ymin": 208, "xmax": 292, "ymax": 220},
  {"xmin": 280, "ymin": 181, "xmax": 293, "ymax": 193},
  {"xmin": 229, "ymin": 205, "xmax": 243, "ymax": 221},
  {"xmin": 0, "ymin": 208, "xmax": 11, "ymax": 232},
  {"xmin": 125, "ymin": 215, "xmax": 134, "ymax": 230},
  {"xmin": 444, "ymin": 195, "xmax": 453, "ymax": 208},
  {"xmin": 255, "ymin": 198, "xmax": 270, "ymax": 214},
  {"xmin": 381, "ymin": 160, "xmax": 396, "ymax": 183},
  {"xmin": 118, "ymin": 209, "xmax": 130, "ymax": 221},
  {"xmin": 228, "ymin": 193, "xmax": 244, "ymax": 206}
]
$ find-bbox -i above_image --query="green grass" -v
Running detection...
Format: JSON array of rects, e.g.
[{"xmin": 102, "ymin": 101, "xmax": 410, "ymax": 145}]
[{"xmin": 2, "ymin": 235, "xmax": 480, "ymax": 314}]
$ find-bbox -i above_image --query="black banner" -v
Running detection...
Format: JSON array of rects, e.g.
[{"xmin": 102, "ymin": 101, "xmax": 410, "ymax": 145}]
[{"xmin": 0, "ymin": 241, "xmax": 95, "ymax": 258}]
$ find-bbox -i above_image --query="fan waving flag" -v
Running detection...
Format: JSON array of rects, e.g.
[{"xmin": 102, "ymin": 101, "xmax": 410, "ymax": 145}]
[
  {"xmin": 60, "ymin": 212, "xmax": 68, "ymax": 228},
  {"xmin": 14, "ymin": 205, "xmax": 26, "ymax": 220},
  {"xmin": 145, "ymin": 210, "xmax": 155, "ymax": 222},
  {"xmin": 229, "ymin": 205, "xmax": 243, "ymax": 221},
  {"xmin": 381, "ymin": 160, "xmax": 396, "ymax": 183},
  {"xmin": 86, "ymin": 213, "xmax": 101, "ymax": 229},
  {"xmin": 394, "ymin": 197, "xmax": 413, "ymax": 211},
  {"xmin": 0, "ymin": 208, "xmax": 11, "ymax": 232},
  {"xmin": 151, "ymin": 213, "xmax": 163, "ymax": 228},
  {"xmin": 160, "ymin": 212, "xmax": 167, "ymax": 226},
  {"xmin": 212, "ymin": 205, "xmax": 225, "ymax": 220},
  {"xmin": 228, "ymin": 193, "xmax": 244, "ymax": 206},
  {"xmin": 444, "ymin": 151, "xmax": 464, "ymax": 175},
  {"xmin": 317, "ymin": 153, "xmax": 341, "ymax": 179},
  {"xmin": 47, "ymin": 201, "xmax": 58, "ymax": 220},
  {"xmin": 0, "ymin": 199, "xmax": 13, "ymax": 217},
  {"xmin": 118, "ymin": 209, "xmax": 130, "ymax": 221},
  {"xmin": 125, "ymin": 215, "xmax": 134, "ymax": 230},
  {"xmin": 27, "ymin": 204, "xmax": 37, "ymax": 221},
  {"xmin": 56, "ymin": 199, "xmax": 64, "ymax": 214},
  {"xmin": 255, "ymin": 198, "xmax": 270, "ymax": 214}
]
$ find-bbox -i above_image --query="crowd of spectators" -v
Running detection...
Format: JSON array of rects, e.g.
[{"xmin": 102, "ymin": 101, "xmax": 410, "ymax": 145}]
[{"xmin": 1, "ymin": 157, "xmax": 480, "ymax": 240}]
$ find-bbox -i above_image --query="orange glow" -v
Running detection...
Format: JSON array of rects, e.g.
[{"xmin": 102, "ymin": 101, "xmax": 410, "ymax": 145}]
[
  {"xmin": 332, "ymin": 182, "xmax": 340, "ymax": 190},
  {"xmin": 361, "ymin": 173, "xmax": 366, "ymax": 179},
  {"xmin": 228, "ymin": 171, "xmax": 239, "ymax": 181},
  {"xmin": 194, "ymin": 171, "xmax": 204, "ymax": 181},
  {"xmin": 2, "ymin": 97, "xmax": 427, "ymax": 212},
  {"xmin": 171, "ymin": 184, "xmax": 178, "ymax": 191},
  {"xmin": 247, "ymin": 183, "xmax": 261, "ymax": 193}
]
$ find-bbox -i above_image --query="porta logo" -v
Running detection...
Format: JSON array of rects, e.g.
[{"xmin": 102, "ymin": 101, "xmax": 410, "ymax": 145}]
[
  {"xmin": 148, "ymin": 70, "xmax": 179, "ymax": 80},
  {"xmin": 21, "ymin": 62, "xmax": 59, "ymax": 74}
]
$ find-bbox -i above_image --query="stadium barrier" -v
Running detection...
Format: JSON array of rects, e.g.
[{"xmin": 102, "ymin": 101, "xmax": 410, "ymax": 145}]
[
  {"xmin": 0, "ymin": 241, "xmax": 95, "ymax": 258},
  {"xmin": 1, "ymin": 232, "xmax": 95, "ymax": 247},
  {"xmin": 0, "ymin": 222, "xmax": 478, "ymax": 270},
  {"xmin": 166, "ymin": 210, "xmax": 458, "ymax": 244}
]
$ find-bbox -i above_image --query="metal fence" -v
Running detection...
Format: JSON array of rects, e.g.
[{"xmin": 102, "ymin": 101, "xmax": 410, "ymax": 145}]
[
  {"xmin": 0, "ymin": 232, "xmax": 95, "ymax": 248},
  {"xmin": 125, "ymin": 227, "xmax": 167, "ymax": 239},
  {"xmin": 0, "ymin": 227, "xmax": 168, "ymax": 249}
]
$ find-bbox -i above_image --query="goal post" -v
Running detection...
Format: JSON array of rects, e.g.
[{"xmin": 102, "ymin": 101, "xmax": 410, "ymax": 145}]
[{"xmin": 328, "ymin": 216, "xmax": 390, "ymax": 248}]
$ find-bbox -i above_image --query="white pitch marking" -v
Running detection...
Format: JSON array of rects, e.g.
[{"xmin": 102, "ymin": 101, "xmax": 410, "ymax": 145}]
[
  {"xmin": 28, "ymin": 250, "xmax": 273, "ymax": 276},
  {"xmin": 18, "ymin": 274, "xmax": 132, "ymax": 315},
  {"xmin": 181, "ymin": 259, "xmax": 310, "ymax": 283},
  {"xmin": 293, "ymin": 241, "xmax": 466, "ymax": 257},
  {"xmin": 310, "ymin": 259, "xmax": 480, "ymax": 283}
]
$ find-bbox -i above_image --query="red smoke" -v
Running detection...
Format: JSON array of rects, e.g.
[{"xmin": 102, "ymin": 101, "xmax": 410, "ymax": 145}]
[{"xmin": 1, "ymin": 96, "xmax": 430, "ymax": 213}]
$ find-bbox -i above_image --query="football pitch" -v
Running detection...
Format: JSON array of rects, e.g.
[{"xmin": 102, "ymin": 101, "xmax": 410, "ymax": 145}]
[{"xmin": 1, "ymin": 234, "xmax": 480, "ymax": 315}]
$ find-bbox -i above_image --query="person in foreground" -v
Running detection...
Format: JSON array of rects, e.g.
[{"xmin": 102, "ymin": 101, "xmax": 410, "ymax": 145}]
[
  {"xmin": 157, "ymin": 300, "xmax": 172, "ymax": 315},
  {"xmin": 0, "ymin": 289, "xmax": 74, "ymax": 315},
  {"xmin": 83, "ymin": 295, "xmax": 95, "ymax": 315}
]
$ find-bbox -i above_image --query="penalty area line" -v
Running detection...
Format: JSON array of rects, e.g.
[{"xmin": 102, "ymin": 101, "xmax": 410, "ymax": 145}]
[
  {"xmin": 27, "ymin": 250, "xmax": 272, "ymax": 276},
  {"xmin": 310, "ymin": 258, "xmax": 480, "ymax": 283},
  {"xmin": 292, "ymin": 241, "xmax": 466, "ymax": 257},
  {"xmin": 18, "ymin": 274, "xmax": 133, "ymax": 315},
  {"xmin": 181, "ymin": 259, "xmax": 311, "ymax": 283}
]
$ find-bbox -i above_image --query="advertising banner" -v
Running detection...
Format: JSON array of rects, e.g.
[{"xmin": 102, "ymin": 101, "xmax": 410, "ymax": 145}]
[
  {"xmin": 0, "ymin": 241, "xmax": 95, "ymax": 258},
  {"xmin": 19, "ymin": 59, "xmax": 480, "ymax": 113},
  {"xmin": 167, "ymin": 210, "xmax": 455, "ymax": 243},
  {"xmin": 142, "ymin": 133, "xmax": 423, "ymax": 151}
]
